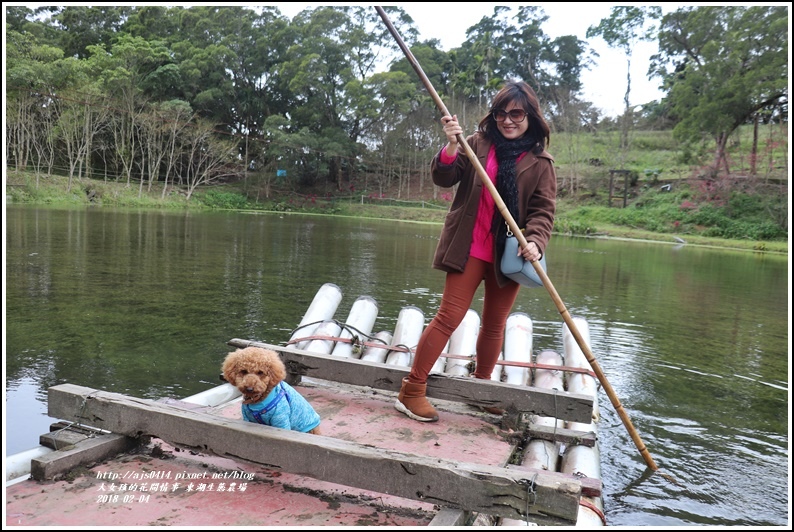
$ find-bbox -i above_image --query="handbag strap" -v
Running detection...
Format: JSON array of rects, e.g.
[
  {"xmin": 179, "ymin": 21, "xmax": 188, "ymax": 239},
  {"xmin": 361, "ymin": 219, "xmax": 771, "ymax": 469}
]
[{"xmin": 505, "ymin": 221, "xmax": 513, "ymax": 237}]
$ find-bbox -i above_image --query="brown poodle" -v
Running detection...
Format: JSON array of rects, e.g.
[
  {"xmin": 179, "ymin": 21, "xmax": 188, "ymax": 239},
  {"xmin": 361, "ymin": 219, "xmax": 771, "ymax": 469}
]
[{"xmin": 222, "ymin": 347, "xmax": 321, "ymax": 434}]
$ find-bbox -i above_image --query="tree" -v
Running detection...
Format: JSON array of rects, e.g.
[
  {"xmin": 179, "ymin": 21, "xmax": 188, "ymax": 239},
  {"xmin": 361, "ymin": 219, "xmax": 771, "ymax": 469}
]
[
  {"xmin": 367, "ymin": 69, "xmax": 432, "ymax": 195},
  {"xmin": 52, "ymin": 71, "xmax": 109, "ymax": 190},
  {"xmin": 587, "ymin": 6, "xmax": 662, "ymax": 153},
  {"xmin": 5, "ymin": 6, "xmax": 35, "ymax": 32},
  {"xmin": 53, "ymin": 6, "xmax": 132, "ymax": 59},
  {"xmin": 452, "ymin": 6, "xmax": 513, "ymax": 107},
  {"xmin": 155, "ymin": 100, "xmax": 194, "ymax": 198},
  {"xmin": 386, "ymin": 39, "xmax": 455, "ymax": 193},
  {"xmin": 5, "ymin": 29, "xmax": 64, "ymax": 178},
  {"xmin": 541, "ymin": 34, "xmax": 591, "ymax": 130},
  {"xmin": 6, "ymin": 4, "xmax": 640, "ymax": 200},
  {"xmin": 505, "ymin": 6, "xmax": 551, "ymax": 91},
  {"xmin": 121, "ymin": 5, "xmax": 182, "ymax": 44},
  {"xmin": 447, "ymin": 6, "xmax": 591, "ymax": 134},
  {"xmin": 181, "ymin": 119, "xmax": 239, "ymax": 199},
  {"xmin": 88, "ymin": 34, "xmax": 171, "ymax": 185},
  {"xmin": 162, "ymin": 6, "xmax": 292, "ymax": 141},
  {"xmin": 278, "ymin": 6, "xmax": 412, "ymax": 190},
  {"xmin": 652, "ymin": 6, "xmax": 788, "ymax": 175}
]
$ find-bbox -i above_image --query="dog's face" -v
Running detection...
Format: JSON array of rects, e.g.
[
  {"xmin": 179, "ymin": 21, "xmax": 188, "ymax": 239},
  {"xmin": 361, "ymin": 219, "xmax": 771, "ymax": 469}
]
[{"xmin": 221, "ymin": 347, "xmax": 287, "ymax": 404}]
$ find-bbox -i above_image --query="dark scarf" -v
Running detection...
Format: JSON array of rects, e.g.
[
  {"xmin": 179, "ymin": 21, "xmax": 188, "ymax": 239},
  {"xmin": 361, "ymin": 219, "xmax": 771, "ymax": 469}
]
[{"xmin": 490, "ymin": 130, "xmax": 537, "ymax": 259}]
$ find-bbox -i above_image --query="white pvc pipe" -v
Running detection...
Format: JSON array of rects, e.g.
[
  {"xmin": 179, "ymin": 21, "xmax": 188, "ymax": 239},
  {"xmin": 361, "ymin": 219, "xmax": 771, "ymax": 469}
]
[
  {"xmin": 490, "ymin": 352, "xmax": 503, "ymax": 382},
  {"xmin": 521, "ymin": 439, "xmax": 559, "ymax": 472},
  {"xmin": 501, "ymin": 349, "xmax": 564, "ymax": 527},
  {"xmin": 304, "ymin": 319, "xmax": 342, "ymax": 355},
  {"xmin": 182, "ymin": 383, "xmax": 240, "ymax": 406},
  {"xmin": 563, "ymin": 316, "xmax": 600, "ymax": 422},
  {"xmin": 6, "ymin": 446, "xmax": 52, "ymax": 483},
  {"xmin": 561, "ymin": 441, "xmax": 601, "ymax": 480},
  {"xmin": 561, "ymin": 441, "xmax": 604, "ymax": 528},
  {"xmin": 431, "ymin": 341, "xmax": 450, "ymax": 374},
  {"xmin": 290, "ymin": 283, "xmax": 343, "ymax": 350},
  {"xmin": 360, "ymin": 331, "xmax": 393, "ymax": 363},
  {"xmin": 533, "ymin": 350, "xmax": 564, "ymax": 388},
  {"xmin": 562, "ymin": 316, "xmax": 599, "ymax": 429},
  {"xmin": 385, "ymin": 306, "xmax": 424, "ymax": 368},
  {"xmin": 503, "ymin": 312, "xmax": 533, "ymax": 385},
  {"xmin": 560, "ymin": 316, "xmax": 604, "ymax": 528},
  {"xmin": 331, "ymin": 296, "xmax": 379, "ymax": 359},
  {"xmin": 531, "ymin": 349, "xmax": 566, "ymax": 427},
  {"xmin": 562, "ymin": 315, "xmax": 591, "ymax": 369},
  {"xmin": 523, "ymin": 350, "xmax": 565, "ymax": 468},
  {"xmin": 443, "ymin": 309, "xmax": 479, "ymax": 377},
  {"xmin": 572, "ymin": 497, "xmax": 606, "ymax": 528}
]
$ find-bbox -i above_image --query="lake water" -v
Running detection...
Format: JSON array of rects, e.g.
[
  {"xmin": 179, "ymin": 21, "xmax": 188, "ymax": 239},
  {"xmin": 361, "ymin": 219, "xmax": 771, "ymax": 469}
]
[{"xmin": 4, "ymin": 205, "xmax": 789, "ymax": 526}]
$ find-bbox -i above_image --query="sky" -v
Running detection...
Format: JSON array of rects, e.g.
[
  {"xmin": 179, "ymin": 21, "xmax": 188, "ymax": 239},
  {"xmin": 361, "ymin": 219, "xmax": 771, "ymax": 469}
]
[{"xmin": 274, "ymin": 2, "xmax": 674, "ymax": 118}]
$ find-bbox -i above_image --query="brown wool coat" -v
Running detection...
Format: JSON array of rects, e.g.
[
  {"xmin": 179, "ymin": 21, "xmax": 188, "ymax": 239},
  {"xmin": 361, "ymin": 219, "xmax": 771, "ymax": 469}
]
[{"xmin": 430, "ymin": 133, "xmax": 557, "ymax": 287}]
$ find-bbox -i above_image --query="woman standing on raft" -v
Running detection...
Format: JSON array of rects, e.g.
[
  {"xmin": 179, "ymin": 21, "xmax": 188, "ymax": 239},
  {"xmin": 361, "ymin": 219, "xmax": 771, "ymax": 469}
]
[{"xmin": 395, "ymin": 80, "xmax": 557, "ymax": 422}]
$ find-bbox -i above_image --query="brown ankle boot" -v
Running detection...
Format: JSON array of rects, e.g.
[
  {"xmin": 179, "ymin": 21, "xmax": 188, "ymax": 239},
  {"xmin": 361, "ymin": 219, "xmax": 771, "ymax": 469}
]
[{"xmin": 395, "ymin": 377, "xmax": 439, "ymax": 422}]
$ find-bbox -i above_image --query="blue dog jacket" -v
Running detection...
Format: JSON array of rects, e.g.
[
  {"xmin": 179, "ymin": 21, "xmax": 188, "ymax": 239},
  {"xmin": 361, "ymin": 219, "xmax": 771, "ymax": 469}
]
[{"xmin": 241, "ymin": 381, "xmax": 320, "ymax": 433}]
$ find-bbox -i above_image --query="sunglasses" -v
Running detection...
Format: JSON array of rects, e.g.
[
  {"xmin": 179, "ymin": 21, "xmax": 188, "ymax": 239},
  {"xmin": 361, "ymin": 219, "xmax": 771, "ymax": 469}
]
[{"xmin": 493, "ymin": 109, "xmax": 527, "ymax": 123}]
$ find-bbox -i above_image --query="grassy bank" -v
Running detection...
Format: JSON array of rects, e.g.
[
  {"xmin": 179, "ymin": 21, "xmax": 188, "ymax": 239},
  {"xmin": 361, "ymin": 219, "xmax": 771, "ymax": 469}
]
[{"xmin": 5, "ymin": 169, "xmax": 789, "ymax": 255}]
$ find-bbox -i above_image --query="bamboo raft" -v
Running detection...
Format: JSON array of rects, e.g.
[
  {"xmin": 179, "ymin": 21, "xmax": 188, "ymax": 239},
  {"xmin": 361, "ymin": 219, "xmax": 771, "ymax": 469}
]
[{"xmin": 5, "ymin": 283, "xmax": 605, "ymax": 527}]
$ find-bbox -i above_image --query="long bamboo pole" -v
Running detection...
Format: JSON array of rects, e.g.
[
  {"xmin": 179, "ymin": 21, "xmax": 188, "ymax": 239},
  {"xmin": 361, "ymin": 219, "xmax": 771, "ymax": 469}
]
[{"xmin": 375, "ymin": 6, "xmax": 658, "ymax": 472}]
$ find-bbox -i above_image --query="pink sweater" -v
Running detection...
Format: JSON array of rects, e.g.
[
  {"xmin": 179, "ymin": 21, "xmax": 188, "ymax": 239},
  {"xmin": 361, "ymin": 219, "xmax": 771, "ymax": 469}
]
[{"xmin": 439, "ymin": 146, "xmax": 526, "ymax": 262}]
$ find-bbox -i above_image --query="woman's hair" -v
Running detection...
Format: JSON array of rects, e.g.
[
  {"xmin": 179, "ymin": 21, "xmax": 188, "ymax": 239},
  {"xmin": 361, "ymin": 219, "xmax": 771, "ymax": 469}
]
[{"xmin": 477, "ymin": 80, "xmax": 551, "ymax": 155}]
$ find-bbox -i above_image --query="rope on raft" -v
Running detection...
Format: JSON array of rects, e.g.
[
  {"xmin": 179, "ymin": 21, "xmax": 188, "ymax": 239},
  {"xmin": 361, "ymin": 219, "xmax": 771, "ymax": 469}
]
[
  {"xmin": 286, "ymin": 319, "xmax": 598, "ymax": 379},
  {"xmin": 579, "ymin": 498, "xmax": 607, "ymax": 526}
]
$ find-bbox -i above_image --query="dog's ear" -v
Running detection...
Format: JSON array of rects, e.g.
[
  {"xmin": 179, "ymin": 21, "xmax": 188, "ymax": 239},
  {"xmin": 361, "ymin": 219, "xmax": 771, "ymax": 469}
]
[
  {"xmin": 221, "ymin": 351, "xmax": 237, "ymax": 383},
  {"xmin": 265, "ymin": 350, "xmax": 287, "ymax": 384}
]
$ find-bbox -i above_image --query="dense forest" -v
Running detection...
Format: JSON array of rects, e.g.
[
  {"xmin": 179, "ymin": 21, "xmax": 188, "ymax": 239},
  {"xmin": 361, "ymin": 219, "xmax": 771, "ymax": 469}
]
[{"xmin": 5, "ymin": 5, "xmax": 788, "ymax": 200}]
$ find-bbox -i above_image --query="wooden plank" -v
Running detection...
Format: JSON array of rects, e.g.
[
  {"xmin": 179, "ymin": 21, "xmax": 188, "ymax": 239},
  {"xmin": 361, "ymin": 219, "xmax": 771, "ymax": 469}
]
[
  {"xmin": 40, "ymin": 427, "xmax": 93, "ymax": 450},
  {"xmin": 48, "ymin": 383, "xmax": 582, "ymax": 522},
  {"xmin": 506, "ymin": 464, "xmax": 602, "ymax": 498},
  {"xmin": 525, "ymin": 424, "xmax": 598, "ymax": 447},
  {"xmin": 31, "ymin": 432, "xmax": 138, "ymax": 481},
  {"xmin": 227, "ymin": 339, "xmax": 594, "ymax": 424}
]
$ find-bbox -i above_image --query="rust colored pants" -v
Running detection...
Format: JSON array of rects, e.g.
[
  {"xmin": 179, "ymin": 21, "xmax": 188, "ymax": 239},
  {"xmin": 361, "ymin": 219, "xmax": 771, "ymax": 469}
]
[{"xmin": 408, "ymin": 257, "xmax": 520, "ymax": 384}]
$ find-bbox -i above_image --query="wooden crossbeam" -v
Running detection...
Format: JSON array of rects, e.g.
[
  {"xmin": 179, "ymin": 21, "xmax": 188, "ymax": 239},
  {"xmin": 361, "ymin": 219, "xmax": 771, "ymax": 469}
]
[
  {"xmin": 48, "ymin": 383, "xmax": 582, "ymax": 523},
  {"xmin": 525, "ymin": 424, "xmax": 597, "ymax": 447},
  {"xmin": 32, "ymin": 430, "xmax": 137, "ymax": 481},
  {"xmin": 40, "ymin": 423, "xmax": 103, "ymax": 450},
  {"xmin": 505, "ymin": 465, "xmax": 602, "ymax": 498},
  {"xmin": 227, "ymin": 340, "xmax": 594, "ymax": 425}
]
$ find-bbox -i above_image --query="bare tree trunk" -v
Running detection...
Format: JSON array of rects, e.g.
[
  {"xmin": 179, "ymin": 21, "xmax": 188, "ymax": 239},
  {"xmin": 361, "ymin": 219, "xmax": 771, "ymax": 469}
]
[
  {"xmin": 621, "ymin": 57, "xmax": 632, "ymax": 152},
  {"xmin": 243, "ymin": 131, "xmax": 249, "ymax": 195},
  {"xmin": 333, "ymin": 156, "xmax": 342, "ymax": 191},
  {"xmin": 751, "ymin": 113, "xmax": 759, "ymax": 176},
  {"xmin": 713, "ymin": 133, "xmax": 730, "ymax": 176}
]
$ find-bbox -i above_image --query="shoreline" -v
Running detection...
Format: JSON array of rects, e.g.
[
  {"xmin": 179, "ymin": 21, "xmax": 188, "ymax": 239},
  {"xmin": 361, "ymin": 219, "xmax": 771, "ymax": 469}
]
[
  {"xmin": 6, "ymin": 200, "xmax": 789, "ymax": 256},
  {"xmin": 250, "ymin": 207, "xmax": 790, "ymax": 256}
]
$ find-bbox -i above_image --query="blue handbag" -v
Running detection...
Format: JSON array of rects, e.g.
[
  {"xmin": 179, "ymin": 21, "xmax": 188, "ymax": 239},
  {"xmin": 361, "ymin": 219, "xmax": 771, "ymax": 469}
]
[{"xmin": 500, "ymin": 224, "xmax": 546, "ymax": 288}]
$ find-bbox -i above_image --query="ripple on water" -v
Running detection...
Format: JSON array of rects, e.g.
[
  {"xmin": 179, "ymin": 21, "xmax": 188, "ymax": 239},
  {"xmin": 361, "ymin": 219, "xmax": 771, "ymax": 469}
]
[{"xmin": 597, "ymin": 390, "xmax": 789, "ymax": 526}]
